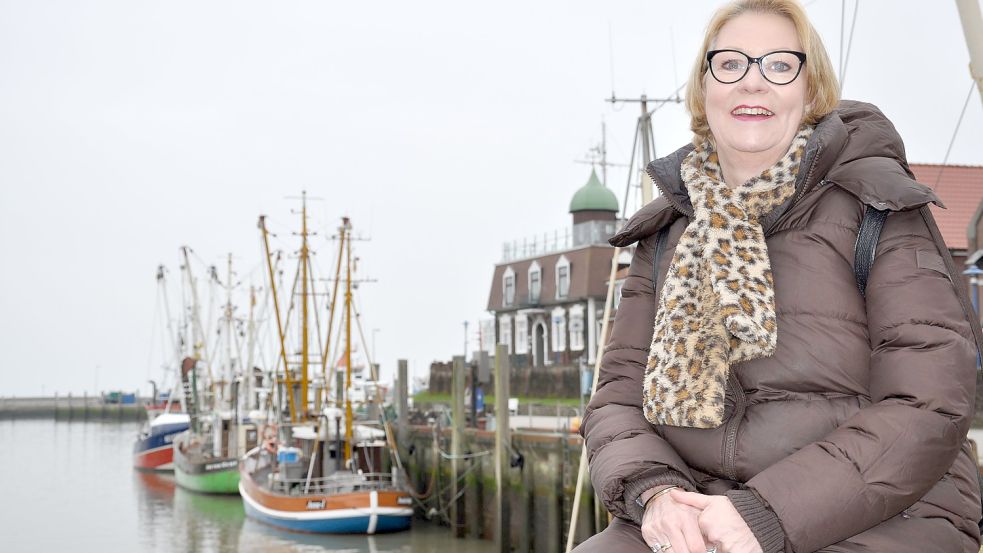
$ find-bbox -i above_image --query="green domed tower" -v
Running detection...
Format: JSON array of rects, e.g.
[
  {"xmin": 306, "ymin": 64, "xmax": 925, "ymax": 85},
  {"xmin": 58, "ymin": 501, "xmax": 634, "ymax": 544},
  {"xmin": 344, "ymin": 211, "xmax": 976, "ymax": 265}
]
[
  {"xmin": 569, "ymin": 167, "xmax": 618, "ymax": 223},
  {"xmin": 569, "ymin": 168, "xmax": 619, "ymax": 246}
]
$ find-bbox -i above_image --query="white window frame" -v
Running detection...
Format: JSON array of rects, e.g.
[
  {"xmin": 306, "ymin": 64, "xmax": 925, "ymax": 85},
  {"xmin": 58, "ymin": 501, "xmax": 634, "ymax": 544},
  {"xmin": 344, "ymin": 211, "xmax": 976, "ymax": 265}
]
[
  {"xmin": 498, "ymin": 314, "xmax": 512, "ymax": 354},
  {"xmin": 551, "ymin": 306, "xmax": 566, "ymax": 352},
  {"xmin": 503, "ymin": 266, "xmax": 515, "ymax": 307},
  {"xmin": 515, "ymin": 316, "xmax": 529, "ymax": 355},
  {"xmin": 528, "ymin": 260, "xmax": 542, "ymax": 304},
  {"xmin": 555, "ymin": 255, "xmax": 570, "ymax": 299},
  {"xmin": 569, "ymin": 304, "xmax": 585, "ymax": 351}
]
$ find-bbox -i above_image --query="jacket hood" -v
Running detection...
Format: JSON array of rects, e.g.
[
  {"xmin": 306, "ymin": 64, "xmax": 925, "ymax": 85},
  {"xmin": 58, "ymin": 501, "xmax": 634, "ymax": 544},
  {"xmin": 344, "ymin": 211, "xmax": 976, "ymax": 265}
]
[{"xmin": 610, "ymin": 100, "xmax": 942, "ymax": 247}]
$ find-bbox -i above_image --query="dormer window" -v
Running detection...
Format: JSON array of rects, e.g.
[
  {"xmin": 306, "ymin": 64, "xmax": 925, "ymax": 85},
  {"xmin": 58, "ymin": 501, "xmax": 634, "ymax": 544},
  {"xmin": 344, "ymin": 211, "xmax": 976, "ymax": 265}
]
[
  {"xmin": 555, "ymin": 255, "xmax": 570, "ymax": 299},
  {"xmin": 528, "ymin": 261, "xmax": 542, "ymax": 304},
  {"xmin": 503, "ymin": 267, "xmax": 515, "ymax": 307}
]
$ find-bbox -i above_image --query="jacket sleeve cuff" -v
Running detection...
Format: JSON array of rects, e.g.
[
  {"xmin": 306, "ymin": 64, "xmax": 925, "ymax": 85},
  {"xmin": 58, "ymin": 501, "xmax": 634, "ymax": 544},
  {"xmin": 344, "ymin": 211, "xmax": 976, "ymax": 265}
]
[
  {"xmin": 623, "ymin": 470, "xmax": 695, "ymax": 525},
  {"xmin": 726, "ymin": 489, "xmax": 786, "ymax": 553}
]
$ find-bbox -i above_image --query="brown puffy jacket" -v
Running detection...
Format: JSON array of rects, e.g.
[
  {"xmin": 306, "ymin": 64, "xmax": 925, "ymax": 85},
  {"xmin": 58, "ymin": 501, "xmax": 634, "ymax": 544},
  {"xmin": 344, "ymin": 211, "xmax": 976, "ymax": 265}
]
[{"xmin": 582, "ymin": 101, "xmax": 983, "ymax": 552}]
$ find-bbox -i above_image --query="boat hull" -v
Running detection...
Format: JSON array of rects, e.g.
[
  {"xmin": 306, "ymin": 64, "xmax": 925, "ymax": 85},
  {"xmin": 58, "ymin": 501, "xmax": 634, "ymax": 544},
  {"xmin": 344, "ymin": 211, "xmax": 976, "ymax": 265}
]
[
  {"xmin": 239, "ymin": 469, "xmax": 412, "ymax": 534},
  {"xmin": 133, "ymin": 421, "xmax": 189, "ymax": 472},
  {"xmin": 174, "ymin": 458, "xmax": 240, "ymax": 494},
  {"xmin": 172, "ymin": 432, "xmax": 240, "ymax": 493}
]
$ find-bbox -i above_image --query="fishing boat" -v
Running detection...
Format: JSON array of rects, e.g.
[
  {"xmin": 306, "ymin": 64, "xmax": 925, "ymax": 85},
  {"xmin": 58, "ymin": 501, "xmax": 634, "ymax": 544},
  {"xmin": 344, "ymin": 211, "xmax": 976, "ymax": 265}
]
[
  {"xmin": 173, "ymin": 254, "xmax": 255, "ymax": 494},
  {"xmin": 239, "ymin": 205, "xmax": 412, "ymax": 534},
  {"xmin": 134, "ymin": 266, "xmax": 191, "ymax": 471},
  {"xmin": 173, "ymin": 423, "xmax": 241, "ymax": 493},
  {"xmin": 133, "ymin": 412, "xmax": 191, "ymax": 471}
]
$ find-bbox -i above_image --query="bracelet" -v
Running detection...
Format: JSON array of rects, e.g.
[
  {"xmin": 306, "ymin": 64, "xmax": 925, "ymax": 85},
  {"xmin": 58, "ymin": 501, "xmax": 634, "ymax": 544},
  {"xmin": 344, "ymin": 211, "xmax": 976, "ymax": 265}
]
[{"xmin": 642, "ymin": 485, "xmax": 679, "ymax": 510}]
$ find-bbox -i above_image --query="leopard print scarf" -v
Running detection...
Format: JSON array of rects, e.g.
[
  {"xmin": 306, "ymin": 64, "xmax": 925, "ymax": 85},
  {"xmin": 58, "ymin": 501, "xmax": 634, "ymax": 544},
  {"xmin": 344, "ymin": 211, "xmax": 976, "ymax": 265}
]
[{"xmin": 643, "ymin": 126, "xmax": 813, "ymax": 428}]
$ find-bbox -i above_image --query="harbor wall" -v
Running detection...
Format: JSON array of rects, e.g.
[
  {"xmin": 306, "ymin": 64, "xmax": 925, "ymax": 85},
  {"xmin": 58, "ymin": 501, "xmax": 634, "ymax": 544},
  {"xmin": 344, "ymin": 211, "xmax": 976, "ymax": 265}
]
[
  {"xmin": 401, "ymin": 424, "xmax": 606, "ymax": 552},
  {"xmin": 429, "ymin": 361, "xmax": 582, "ymax": 398},
  {"xmin": 0, "ymin": 395, "xmax": 147, "ymax": 421}
]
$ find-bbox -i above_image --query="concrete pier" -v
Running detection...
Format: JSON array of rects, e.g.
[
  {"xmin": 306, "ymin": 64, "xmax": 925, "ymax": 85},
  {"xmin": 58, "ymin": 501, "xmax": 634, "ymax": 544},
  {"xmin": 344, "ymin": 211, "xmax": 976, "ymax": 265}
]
[{"xmin": 0, "ymin": 395, "xmax": 146, "ymax": 421}]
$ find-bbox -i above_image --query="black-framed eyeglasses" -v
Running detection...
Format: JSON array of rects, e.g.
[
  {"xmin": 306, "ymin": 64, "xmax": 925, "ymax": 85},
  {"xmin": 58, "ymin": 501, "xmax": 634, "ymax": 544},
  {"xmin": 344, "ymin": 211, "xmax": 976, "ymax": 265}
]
[{"xmin": 705, "ymin": 49, "xmax": 807, "ymax": 85}]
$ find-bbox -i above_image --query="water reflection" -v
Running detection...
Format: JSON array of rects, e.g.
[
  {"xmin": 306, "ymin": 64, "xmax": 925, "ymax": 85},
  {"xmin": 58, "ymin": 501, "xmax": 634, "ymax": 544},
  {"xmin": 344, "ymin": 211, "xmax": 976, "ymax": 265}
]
[
  {"xmin": 3, "ymin": 420, "xmax": 492, "ymax": 553},
  {"xmin": 131, "ymin": 469, "xmax": 496, "ymax": 553}
]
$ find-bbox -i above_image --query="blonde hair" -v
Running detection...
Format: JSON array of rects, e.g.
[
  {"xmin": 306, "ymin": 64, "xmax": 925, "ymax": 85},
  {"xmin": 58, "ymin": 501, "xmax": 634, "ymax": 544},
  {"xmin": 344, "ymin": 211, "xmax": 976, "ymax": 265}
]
[{"xmin": 685, "ymin": 0, "xmax": 840, "ymax": 142}]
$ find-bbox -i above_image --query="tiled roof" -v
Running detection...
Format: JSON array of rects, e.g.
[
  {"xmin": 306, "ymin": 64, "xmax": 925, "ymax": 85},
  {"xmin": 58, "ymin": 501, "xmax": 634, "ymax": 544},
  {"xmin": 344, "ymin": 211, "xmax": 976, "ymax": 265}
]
[{"xmin": 911, "ymin": 164, "xmax": 983, "ymax": 251}]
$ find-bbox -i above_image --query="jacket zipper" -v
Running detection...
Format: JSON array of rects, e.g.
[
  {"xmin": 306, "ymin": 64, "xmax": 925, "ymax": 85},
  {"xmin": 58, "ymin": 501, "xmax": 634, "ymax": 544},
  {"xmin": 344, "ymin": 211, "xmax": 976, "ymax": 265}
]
[
  {"xmin": 722, "ymin": 370, "xmax": 747, "ymax": 481},
  {"xmin": 762, "ymin": 142, "xmax": 825, "ymax": 236},
  {"xmin": 646, "ymin": 165, "xmax": 693, "ymax": 218}
]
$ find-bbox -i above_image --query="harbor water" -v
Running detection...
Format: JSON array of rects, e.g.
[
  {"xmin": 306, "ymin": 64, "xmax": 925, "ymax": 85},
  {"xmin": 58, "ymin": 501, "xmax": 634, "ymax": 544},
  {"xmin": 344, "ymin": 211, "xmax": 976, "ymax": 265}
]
[{"xmin": 0, "ymin": 418, "xmax": 497, "ymax": 552}]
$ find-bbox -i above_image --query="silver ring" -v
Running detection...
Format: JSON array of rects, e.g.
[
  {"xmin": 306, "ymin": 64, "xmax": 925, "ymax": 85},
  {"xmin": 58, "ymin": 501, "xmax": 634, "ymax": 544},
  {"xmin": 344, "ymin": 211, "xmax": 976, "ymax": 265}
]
[
  {"xmin": 650, "ymin": 546, "xmax": 662, "ymax": 553},
  {"xmin": 706, "ymin": 547, "xmax": 717, "ymax": 553}
]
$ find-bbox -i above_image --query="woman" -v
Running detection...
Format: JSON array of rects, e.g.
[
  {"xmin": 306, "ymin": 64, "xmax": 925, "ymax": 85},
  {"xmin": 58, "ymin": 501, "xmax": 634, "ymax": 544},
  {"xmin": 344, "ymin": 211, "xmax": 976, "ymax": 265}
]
[{"xmin": 576, "ymin": 1, "xmax": 983, "ymax": 552}]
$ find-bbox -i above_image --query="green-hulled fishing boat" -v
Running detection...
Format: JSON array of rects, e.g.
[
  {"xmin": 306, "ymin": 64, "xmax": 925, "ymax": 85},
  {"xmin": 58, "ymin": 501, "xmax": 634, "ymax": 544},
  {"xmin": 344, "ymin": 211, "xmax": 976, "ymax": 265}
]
[{"xmin": 173, "ymin": 427, "xmax": 241, "ymax": 494}]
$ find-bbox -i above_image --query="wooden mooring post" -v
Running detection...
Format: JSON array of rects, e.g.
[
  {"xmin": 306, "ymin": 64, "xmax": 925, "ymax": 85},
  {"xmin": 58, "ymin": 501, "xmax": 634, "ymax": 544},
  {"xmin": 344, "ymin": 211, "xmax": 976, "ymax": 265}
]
[
  {"xmin": 494, "ymin": 344, "xmax": 511, "ymax": 552},
  {"xmin": 450, "ymin": 355, "xmax": 466, "ymax": 538},
  {"xmin": 396, "ymin": 359, "xmax": 408, "ymax": 454}
]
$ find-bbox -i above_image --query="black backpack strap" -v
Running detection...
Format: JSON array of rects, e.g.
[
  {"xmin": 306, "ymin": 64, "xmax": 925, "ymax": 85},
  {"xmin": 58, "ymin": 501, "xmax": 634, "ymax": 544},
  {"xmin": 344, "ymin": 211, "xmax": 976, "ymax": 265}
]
[{"xmin": 854, "ymin": 205, "xmax": 890, "ymax": 298}]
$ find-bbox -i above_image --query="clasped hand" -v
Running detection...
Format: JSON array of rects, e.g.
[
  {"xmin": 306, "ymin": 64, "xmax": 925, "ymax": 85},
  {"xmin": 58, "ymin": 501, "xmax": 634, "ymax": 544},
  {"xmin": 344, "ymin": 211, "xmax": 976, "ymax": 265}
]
[{"xmin": 640, "ymin": 489, "xmax": 762, "ymax": 553}]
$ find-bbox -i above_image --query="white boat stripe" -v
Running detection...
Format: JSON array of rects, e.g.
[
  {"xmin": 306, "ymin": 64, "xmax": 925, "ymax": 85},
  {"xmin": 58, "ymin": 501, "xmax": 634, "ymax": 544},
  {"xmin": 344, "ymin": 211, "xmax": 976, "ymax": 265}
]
[
  {"xmin": 238, "ymin": 482, "xmax": 412, "ymax": 522},
  {"xmin": 367, "ymin": 491, "xmax": 378, "ymax": 534}
]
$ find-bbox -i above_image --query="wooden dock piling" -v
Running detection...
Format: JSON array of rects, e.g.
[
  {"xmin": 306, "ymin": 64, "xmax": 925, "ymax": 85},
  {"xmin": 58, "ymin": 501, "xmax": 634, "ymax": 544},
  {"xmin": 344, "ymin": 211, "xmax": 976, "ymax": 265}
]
[
  {"xmin": 494, "ymin": 344, "xmax": 511, "ymax": 552},
  {"xmin": 451, "ymin": 355, "xmax": 466, "ymax": 537}
]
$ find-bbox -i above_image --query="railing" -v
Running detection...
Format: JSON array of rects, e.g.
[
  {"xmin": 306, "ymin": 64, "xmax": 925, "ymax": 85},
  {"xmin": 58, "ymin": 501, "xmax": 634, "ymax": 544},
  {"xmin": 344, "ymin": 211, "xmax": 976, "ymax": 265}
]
[
  {"xmin": 501, "ymin": 220, "xmax": 623, "ymax": 262},
  {"xmin": 501, "ymin": 228, "xmax": 573, "ymax": 262},
  {"xmin": 269, "ymin": 471, "xmax": 396, "ymax": 495}
]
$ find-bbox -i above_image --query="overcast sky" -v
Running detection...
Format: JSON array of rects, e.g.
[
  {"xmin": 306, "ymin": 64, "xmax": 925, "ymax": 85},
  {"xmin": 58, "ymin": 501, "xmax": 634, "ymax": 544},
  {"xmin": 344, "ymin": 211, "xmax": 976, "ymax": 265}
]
[{"xmin": 1, "ymin": 1, "xmax": 981, "ymax": 397}]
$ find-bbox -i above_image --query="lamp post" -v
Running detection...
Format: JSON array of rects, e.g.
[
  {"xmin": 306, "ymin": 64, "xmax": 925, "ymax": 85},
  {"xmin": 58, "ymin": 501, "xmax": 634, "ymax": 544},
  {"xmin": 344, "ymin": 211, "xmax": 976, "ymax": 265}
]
[{"xmin": 962, "ymin": 265, "xmax": 983, "ymax": 368}]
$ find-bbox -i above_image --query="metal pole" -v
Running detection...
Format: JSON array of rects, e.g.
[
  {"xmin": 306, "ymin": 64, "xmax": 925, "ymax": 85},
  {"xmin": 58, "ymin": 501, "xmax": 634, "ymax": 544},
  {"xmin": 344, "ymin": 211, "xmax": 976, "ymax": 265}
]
[
  {"xmin": 638, "ymin": 95, "xmax": 654, "ymax": 205},
  {"xmin": 565, "ymin": 247, "xmax": 621, "ymax": 552},
  {"xmin": 956, "ymin": 0, "xmax": 983, "ymax": 104}
]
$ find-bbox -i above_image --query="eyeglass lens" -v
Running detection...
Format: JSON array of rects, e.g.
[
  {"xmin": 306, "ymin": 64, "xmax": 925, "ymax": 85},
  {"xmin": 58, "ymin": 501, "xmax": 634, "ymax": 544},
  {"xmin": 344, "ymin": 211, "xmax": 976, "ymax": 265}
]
[{"xmin": 709, "ymin": 51, "xmax": 802, "ymax": 85}]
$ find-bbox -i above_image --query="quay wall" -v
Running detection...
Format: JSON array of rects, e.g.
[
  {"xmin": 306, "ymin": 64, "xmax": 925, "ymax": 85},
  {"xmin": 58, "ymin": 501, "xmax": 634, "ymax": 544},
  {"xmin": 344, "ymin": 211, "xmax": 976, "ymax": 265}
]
[
  {"xmin": 401, "ymin": 424, "xmax": 606, "ymax": 552},
  {"xmin": 0, "ymin": 395, "xmax": 146, "ymax": 421},
  {"xmin": 429, "ymin": 361, "xmax": 581, "ymax": 398}
]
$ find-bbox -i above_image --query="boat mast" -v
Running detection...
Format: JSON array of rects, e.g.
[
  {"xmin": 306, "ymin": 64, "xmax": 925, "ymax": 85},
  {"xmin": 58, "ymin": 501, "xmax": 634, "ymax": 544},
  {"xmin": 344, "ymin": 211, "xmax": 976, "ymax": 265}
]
[
  {"xmin": 181, "ymin": 247, "xmax": 214, "ymax": 393},
  {"xmin": 224, "ymin": 253, "xmax": 234, "ymax": 411},
  {"xmin": 259, "ymin": 216, "xmax": 298, "ymax": 423},
  {"xmin": 343, "ymin": 216, "xmax": 354, "ymax": 465},
  {"xmin": 300, "ymin": 192, "xmax": 311, "ymax": 419},
  {"xmin": 244, "ymin": 285, "xmax": 257, "ymax": 413},
  {"xmin": 321, "ymin": 220, "xmax": 347, "ymax": 406},
  {"xmin": 157, "ymin": 265, "xmax": 185, "ymax": 413}
]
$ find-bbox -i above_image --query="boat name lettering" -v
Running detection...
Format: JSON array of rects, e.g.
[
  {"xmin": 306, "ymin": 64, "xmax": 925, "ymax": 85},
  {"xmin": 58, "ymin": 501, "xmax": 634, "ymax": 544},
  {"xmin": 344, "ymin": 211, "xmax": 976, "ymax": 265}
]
[
  {"xmin": 397, "ymin": 497, "xmax": 412, "ymax": 506},
  {"xmin": 204, "ymin": 460, "xmax": 238, "ymax": 471},
  {"xmin": 306, "ymin": 500, "xmax": 326, "ymax": 510}
]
